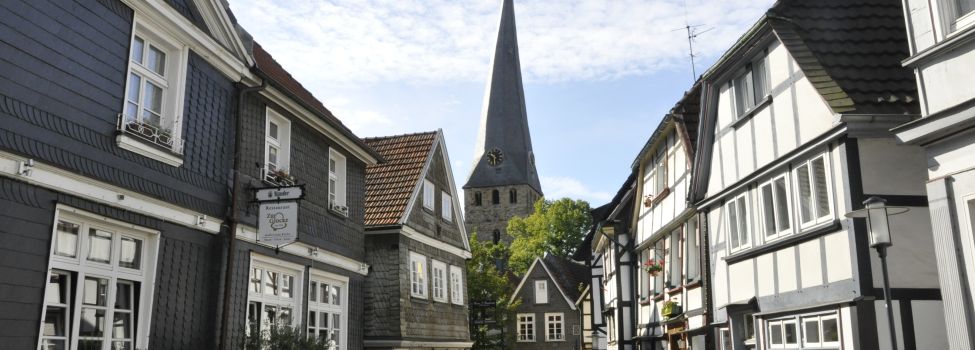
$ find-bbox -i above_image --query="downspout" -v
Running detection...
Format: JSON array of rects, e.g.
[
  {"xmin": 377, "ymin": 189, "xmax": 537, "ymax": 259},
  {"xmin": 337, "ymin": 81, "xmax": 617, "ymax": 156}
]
[
  {"xmin": 700, "ymin": 212, "xmax": 714, "ymax": 350},
  {"xmin": 219, "ymin": 78, "xmax": 267, "ymax": 350}
]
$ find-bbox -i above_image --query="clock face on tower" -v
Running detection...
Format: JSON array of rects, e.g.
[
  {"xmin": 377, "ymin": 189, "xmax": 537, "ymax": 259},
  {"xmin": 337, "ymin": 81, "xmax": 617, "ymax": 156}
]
[{"xmin": 487, "ymin": 148, "xmax": 504, "ymax": 166}]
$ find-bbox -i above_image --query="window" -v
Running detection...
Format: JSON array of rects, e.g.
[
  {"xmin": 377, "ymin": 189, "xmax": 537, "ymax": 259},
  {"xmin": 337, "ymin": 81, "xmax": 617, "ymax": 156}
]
[
  {"xmin": 794, "ymin": 155, "xmax": 832, "ymax": 228},
  {"xmin": 638, "ymin": 249, "xmax": 651, "ymax": 298},
  {"xmin": 654, "ymin": 150, "xmax": 667, "ymax": 195},
  {"xmin": 801, "ymin": 314, "xmax": 839, "ymax": 348},
  {"xmin": 667, "ymin": 229, "xmax": 681, "ymax": 287},
  {"xmin": 449, "ymin": 265, "xmax": 464, "ymax": 305},
  {"xmin": 409, "ymin": 252, "xmax": 428, "ymax": 299},
  {"xmin": 423, "ymin": 180, "xmax": 435, "ymax": 211},
  {"xmin": 441, "ymin": 191, "xmax": 453, "ymax": 221},
  {"xmin": 653, "ymin": 240, "xmax": 665, "ymax": 294},
  {"xmin": 534, "ymin": 280, "xmax": 548, "ymax": 304},
  {"xmin": 119, "ymin": 20, "xmax": 188, "ymax": 158},
  {"xmin": 432, "ymin": 260, "xmax": 447, "ymax": 302},
  {"xmin": 719, "ymin": 328, "xmax": 733, "ymax": 350},
  {"xmin": 308, "ymin": 272, "xmax": 347, "ymax": 350},
  {"xmin": 329, "ymin": 149, "xmax": 347, "ymax": 213},
  {"xmin": 743, "ymin": 313, "xmax": 756, "ymax": 344},
  {"xmin": 545, "ymin": 313, "xmax": 565, "ymax": 341},
  {"xmin": 732, "ymin": 53, "xmax": 770, "ymax": 118},
  {"xmin": 39, "ymin": 209, "xmax": 158, "ymax": 350},
  {"xmin": 946, "ymin": 0, "xmax": 975, "ymax": 31},
  {"xmin": 248, "ymin": 256, "xmax": 302, "ymax": 339},
  {"xmin": 510, "ymin": 189, "xmax": 517, "ymax": 203},
  {"xmin": 767, "ymin": 318, "xmax": 799, "ymax": 349},
  {"xmin": 760, "ymin": 176, "xmax": 792, "ymax": 240},
  {"xmin": 727, "ymin": 194, "xmax": 750, "ymax": 251},
  {"xmin": 474, "ymin": 192, "xmax": 482, "ymax": 206},
  {"xmin": 685, "ymin": 218, "xmax": 700, "ymax": 281},
  {"xmin": 264, "ymin": 109, "xmax": 292, "ymax": 185},
  {"xmin": 517, "ymin": 314, "xmax": 535, "ymax": 342},
  {"xmin": 492, "ymin": 190, "xmax": 500, "ymax": 205}
]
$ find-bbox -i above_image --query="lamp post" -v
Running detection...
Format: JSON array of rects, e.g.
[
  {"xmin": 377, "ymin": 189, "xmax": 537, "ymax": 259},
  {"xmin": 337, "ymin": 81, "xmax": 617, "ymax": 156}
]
[{"xmin": 845, "ymin": 196, "xmax": 908, "ymax": 350}]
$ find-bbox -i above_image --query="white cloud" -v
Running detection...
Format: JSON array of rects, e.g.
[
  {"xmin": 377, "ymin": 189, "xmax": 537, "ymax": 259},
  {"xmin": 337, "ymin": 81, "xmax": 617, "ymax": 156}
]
[
  {"xmin": 541, "ymin": 175, "xmax": 613, "ymax": 204},
  {"xmin": 229, "ymin": 0, "xmax": 774, "ymax": 85}
]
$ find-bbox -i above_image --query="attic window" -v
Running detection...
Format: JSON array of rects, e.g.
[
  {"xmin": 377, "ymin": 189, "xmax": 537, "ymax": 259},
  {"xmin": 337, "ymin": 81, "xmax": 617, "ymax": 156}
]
[
  {"xmin": 731, "ymin": 52, "xmax": 770, "ymax": 119},
  {"xmin": 492, "ymin": 190, "xmax": 500, "ymax": 205},
  {"xmin": 423, "ymin": 180, "xmax": 435, "ymax": 211}
]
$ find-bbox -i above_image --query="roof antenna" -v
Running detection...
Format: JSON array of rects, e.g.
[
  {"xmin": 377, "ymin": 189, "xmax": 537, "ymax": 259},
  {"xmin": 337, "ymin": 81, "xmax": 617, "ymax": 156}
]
[{"xmin": 673, "ymin": 0, "xmax": 712, "ymax": 80}]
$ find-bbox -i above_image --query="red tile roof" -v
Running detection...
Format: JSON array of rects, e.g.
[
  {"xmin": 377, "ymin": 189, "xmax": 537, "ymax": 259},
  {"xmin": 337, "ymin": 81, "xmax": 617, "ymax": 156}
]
[
  {"xmin": 252, "ymin": 42, "xmax": 381, "ymax": 161},
  {"xmin": 362, "ymin": 131, "xmax": 438, "ymax": 226}
]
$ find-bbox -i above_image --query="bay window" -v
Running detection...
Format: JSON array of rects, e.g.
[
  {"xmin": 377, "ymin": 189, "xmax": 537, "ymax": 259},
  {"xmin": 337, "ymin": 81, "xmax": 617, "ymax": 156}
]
[{"xmin": 39, "ymin": 208, "xmax": 158, "ymax": 350}]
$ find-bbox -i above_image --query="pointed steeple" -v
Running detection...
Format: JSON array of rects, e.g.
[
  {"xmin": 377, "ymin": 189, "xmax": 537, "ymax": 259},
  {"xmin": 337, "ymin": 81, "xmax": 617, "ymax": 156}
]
[{"xmin": 464, "ymin": 0, "xmax": 542, "ymax": 194}]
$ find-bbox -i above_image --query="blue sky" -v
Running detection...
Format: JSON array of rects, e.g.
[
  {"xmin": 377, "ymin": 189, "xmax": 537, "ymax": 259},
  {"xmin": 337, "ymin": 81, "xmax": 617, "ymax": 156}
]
[{"xmin": 228, "ymin": 0, "xmax": 774, "ymax": 206}]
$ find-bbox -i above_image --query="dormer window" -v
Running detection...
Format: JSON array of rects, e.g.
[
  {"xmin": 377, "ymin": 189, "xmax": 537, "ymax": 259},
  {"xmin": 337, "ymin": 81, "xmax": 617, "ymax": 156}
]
[
  {"xmin": 731, "ymin": 53, "xmax": 770, "ymax": 119},
  {"xmin": 423, "ymin": 180, "xmax": 435, "ymax": 211}
]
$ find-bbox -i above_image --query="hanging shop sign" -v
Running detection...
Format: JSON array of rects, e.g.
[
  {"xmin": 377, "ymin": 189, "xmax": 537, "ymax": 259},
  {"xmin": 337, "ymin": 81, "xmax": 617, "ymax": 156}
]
[
  {"xmin": 255, "ymin": 185, "xmax": 305, "ymax": 202},
  {"xmin": 258, "ymin": 201, "xmax": 299, "ymax": 247}
]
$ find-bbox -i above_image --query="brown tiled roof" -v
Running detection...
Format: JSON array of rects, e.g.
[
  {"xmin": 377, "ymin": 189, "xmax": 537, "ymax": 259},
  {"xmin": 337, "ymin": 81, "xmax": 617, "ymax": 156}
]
[
  {"xmin": 362, "ymin": 131, "xmax": 438, "ymax": 226},
  {"xmin": 251, "ymin": 42, "xmax": 381, "ymax": 161}
]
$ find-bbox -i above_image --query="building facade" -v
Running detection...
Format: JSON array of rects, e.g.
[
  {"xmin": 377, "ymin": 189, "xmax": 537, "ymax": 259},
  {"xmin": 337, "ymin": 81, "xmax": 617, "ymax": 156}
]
[
  {"xmin": 590, "ymin": 176, "xmax": 638, "ymax": 350},
  {"xmin": 509, "ymin": 254, "xmax": 589, "ymax": 350},
  {"xmin": 694, "ymin": 1, "xmax": 946, "ymax": 349},
  {"xmin": 892, "ymin": 0, "xmax": 975, "ymax": 348},
  {"xmin": 362, "ymin": 131, "xmax": 473, "ymax": 349},
  {"xmin": 463, "ymin": 0, "xmax": 543, "ymax": 245}
]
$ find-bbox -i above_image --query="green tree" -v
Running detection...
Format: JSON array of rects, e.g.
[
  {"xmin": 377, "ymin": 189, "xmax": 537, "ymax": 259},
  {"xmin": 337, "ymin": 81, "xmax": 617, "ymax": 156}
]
[
  {"xmin": 467, "ymin": 233, "xmax": 519, "ymax": 349},
  {"xmin": 506, "ymin": 198, "xmax": 592, "ymax": 275}
]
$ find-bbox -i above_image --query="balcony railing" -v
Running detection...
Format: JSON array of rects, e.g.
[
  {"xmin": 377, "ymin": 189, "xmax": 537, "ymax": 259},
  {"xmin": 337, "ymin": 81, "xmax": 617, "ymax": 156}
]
[
  {"xmin": 117, "ymin": 113, "xmax": 184, "ymax": 154},
  {"xmin": 262, "ymin": 167, "xmax": 297, "ymax": 187}
]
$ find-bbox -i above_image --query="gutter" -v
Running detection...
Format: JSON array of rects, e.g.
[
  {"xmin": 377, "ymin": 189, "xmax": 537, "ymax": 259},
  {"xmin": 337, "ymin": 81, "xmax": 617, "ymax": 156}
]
[{"xmin": 218, "ymin": 78, "xmax": 267, "ymax": 350}]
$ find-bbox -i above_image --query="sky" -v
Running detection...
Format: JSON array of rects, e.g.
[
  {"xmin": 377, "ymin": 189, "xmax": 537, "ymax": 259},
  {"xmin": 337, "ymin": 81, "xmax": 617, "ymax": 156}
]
[{"xmin": 228, "ymin": 0, "xmax": 775, "ymax": 207}]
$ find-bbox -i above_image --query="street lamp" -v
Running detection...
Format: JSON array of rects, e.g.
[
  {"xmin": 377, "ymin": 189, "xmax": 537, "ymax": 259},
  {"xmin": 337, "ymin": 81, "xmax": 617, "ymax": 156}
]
[{"xmin": 845, "ymin": 196, "xmax": 909, "ymax": 350}]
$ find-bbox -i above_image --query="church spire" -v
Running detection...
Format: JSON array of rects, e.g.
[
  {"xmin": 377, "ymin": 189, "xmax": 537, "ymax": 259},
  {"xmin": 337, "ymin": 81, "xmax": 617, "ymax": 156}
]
[{"xmin": 464, "ymin": 0, "xmax": 542, "ymax": 194}]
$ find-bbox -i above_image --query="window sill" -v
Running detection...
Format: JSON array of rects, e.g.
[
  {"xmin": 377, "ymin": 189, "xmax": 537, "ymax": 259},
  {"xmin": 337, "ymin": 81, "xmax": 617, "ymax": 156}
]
[
  {"xmin": 328, "ymin": 204, "xmax": 350, "ymax": 218},
  {"xmin": 666, "ymin": 286, "xmax": 683, "ymax": 295},
  {"xmin": 903, "ymin": 20, "xmax": 975, "ymax": 68},
  {"xmin": 651, "ymin": 187, "xmax": 671, "ymax": 207},
  {"xmin": 117, "ymin": 134, "xmax": 183, "ymax": 167},
  {"xmin": 731, "ymin": 96, "xmax": 772, "ymax": 129}
]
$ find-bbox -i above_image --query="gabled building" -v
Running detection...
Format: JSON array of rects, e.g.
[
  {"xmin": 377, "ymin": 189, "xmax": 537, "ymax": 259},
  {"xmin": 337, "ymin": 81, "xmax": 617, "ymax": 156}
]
[
  {"xmin": 631, "ymin": 84, "xmax": 706, "ymax": 350},
  {"xmin": 361, "ymin": 130, "xmax": 473, "ymax": 350},
  {"xmin": 693, "ymin": 0, "xmax": 946, "ymax": 349},
  {"xmin": 590, "ymin": 174, "xmax": 638, "ymax": 350},
  {"xmin": 892, "ymin": 0, "xmax": 975, "ymax": 347},
  {"xmin": 509, "ymin": 254, "xmax": 590, "ymax": 350}
]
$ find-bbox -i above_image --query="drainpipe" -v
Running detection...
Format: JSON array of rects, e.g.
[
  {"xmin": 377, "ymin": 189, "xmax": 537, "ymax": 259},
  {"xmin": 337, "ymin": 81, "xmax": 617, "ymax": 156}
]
[
  {"xmin": 700, "ymin": 212, "xmax": 714, "ymax": 350},
  {"xmin": 218, "ymin": 78, "xmax": 267, "ymax": 350}
]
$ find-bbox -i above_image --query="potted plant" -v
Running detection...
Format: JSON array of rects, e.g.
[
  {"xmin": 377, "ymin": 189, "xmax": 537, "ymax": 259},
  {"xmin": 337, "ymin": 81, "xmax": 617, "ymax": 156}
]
[
  {"xmin": 269, "ymin": 168, "xmax": 295, "ymax": 185},
  {"xmin": 643, "ymin": 194, "xmax": 654, "ymax": 207},
  {"xmin": 643, "ymin": 258, "xmax": 664, "ymax": 276},
  {"xmin": 661, "ymin": 299, "xmax": 681, "ymax": 319}
]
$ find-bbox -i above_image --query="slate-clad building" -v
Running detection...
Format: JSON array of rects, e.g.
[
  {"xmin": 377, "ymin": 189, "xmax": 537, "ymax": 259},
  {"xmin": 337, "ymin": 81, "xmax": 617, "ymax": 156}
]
[
  {"xmin": 0, "ymin": 0, "xmax": 253, "ymax": 348},
  {"xmin": 361, "ymin": 131, "xmax": 473, "ymax": 349},
  {"xmin": 509, "ymin": 254, "xmax": 590, "ymax": 350}
]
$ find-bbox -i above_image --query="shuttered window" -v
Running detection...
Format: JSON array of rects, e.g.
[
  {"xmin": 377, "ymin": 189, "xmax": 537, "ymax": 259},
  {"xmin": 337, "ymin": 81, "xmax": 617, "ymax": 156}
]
[
  {"xmin": 728, "ymin": 194, "xmax": 750, "ymax": 252},
  {"xmin": 761, "ymin": 176, "xmax": 792, "ymax": 241},
  {"xmin": 795, "ymin": 154, "xmax": 832, "ymax": 228}
]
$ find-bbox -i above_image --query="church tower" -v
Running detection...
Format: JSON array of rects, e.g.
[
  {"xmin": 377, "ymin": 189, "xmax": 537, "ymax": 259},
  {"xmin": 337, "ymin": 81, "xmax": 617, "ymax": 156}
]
[{"xmin": 464, "ymin": 0, "xmax": 542, "ymax": 245}]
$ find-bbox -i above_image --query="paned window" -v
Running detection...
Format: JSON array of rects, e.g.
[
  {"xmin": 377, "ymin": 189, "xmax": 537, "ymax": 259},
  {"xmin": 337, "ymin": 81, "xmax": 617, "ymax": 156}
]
[
  {"xmin": 949, "ymin": 0, "xmax": 975, "ymax": 30},
  {"xmin": 510, "ymin": 189, "xmax": 517, "ymax": 203},
  {"xmin": 308, "ymin": 273, "xmax": 347, "ymax": 350},
  {"xmin": 767, "ymin": 319, "xmax": 799, "ymax": 348},
  {"xmin": 423, "ymin": 180, "xmax": 435, "ymax": 210},
  {"xmin": 653, "ymin": 240, "xmax": 665, "ymax": 294},
  {"xmin": 795, "ymin": 155, "xmax": 832, "ymax": 228},
  {"xmin": 801, "ymin": 314, "xmax": 839, "ymax": 348},
  {"xmin": 766, "ymin": 312, "xmax": 839, "ymax": 349},
  {"xmin": 449, "ymin": 265, "xmax": 464, "ymax": 305},
  {"xmin": 727, "ymin": 194, "xmax": 750, "ymax": 252},
  {"xmin": 545, "ymin": 313, "xmax": 565, "ymax": 341},
  {"xmin": 732, "ymin": 53, "xmax": 770, "ymax": 118},
  {"xmin": 654, "ymin": 149, "xmax": 667, "ymax": 195},
  {"xmin": 264, "ymin": 109, "xmax": 292, "ymax": 184},
  {"xmin": 120, "ymin": 21, "xmax": 187, "ymax": 155},
  {"xmin": 760, "ymin": 176, "xmax": 792, "ymax": 240},
  {"xmin": 534, "ymin": 280, "xmax": 548, "ymax": 304},
  {"xmin": 666, "ymin": 229, "xmax": 681, "ymax": 287},
  {"xmin": 441, "ymin": 192, "xmax": 453, "ymax": 221},
  {"xmin": 517, "ymin": 314, "xmax": 535, "ymax": 342},
  {"xmin": 40, "ymin": 210, "xmax": 157, "ymax": 350},
  {"xmin": 432, "ymin": 261, "xmax": 447, "ymax": 302},
  {"xmin": 328, "ymin": 149, "xmax": 347, "ymax": 213},
  {"xmin": 409, "ymin": 252, "xmax": 428, "ymax": 299},
  {"xmin": 685, "ymin": 218, "xmax": 700, "ymax": 281},
  {"xmin": 474, "ymin": 192, "xmax": 482, "ymax": 206},
  {"xmin": 247, "ymin": 257, "xmax": 302, "ymax": 338}
]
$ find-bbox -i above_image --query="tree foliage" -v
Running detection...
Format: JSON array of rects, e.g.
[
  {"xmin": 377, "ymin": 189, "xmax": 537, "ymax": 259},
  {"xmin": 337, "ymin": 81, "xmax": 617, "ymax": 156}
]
[
  {"xmin": 506, "ymin": 197, "xmax": 592, "ymax": 275},
  {"xmin": 467, "ymin": 232, "xmax": 519, "ymax": 349}
]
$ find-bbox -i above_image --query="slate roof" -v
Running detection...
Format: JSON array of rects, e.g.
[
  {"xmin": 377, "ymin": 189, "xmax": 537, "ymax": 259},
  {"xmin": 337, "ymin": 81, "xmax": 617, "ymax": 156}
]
[
  {"xmin": 362, "ymin": 132, "xmax": 438, "ymax": 226},
  {"xmin": 542, "ymin": 254, "xmax": 590, "ymax": 302},
  {"xmin": 252, "ymin": 43, "xmax": 381, "ymax": 161},
  {"xmin": 630, "ymin": 81, "xmax": 702, "ymax": 170}
]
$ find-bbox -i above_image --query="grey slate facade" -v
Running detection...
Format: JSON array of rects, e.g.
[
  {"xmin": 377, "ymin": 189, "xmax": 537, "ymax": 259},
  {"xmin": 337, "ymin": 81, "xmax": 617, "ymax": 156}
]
[{"xmin": 509, "ymin": 255, "xmax": 588, "ymax": 350}]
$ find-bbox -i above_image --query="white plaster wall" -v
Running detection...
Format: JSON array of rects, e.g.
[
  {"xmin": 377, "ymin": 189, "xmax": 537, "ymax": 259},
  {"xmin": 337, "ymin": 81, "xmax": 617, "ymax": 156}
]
[
  {"xmin": 794, "ymin": 76, "xmax": 836, "ymax": 143},
  {"xmin": 756, "ymin": 253, "xmax": 776, "ymax": 296},
  {"xmin": 752, "ymin": 107, "xmax": 776, "ymax": 168},
  {"xmin": 858, "ymin": 138, "xmax": 927, "ymax": 196},
  {"xmin": 824, "ymin": 231, "xmax": 853, "ymax": 283},
  {"xmin": 728, "ymin": 259, "xmax": 756, "ymax": 303},
  {"xmin": 919, "ymin": 39, "xmax": 975, "ymax": 114},
  {"xmin": 735, "ymin": 127, "xmax": 755, "ymax": 179},
  {"xmin": 798, "ymin": 239, "xmax": 825, "ymax": 288},
  {"xmin": 686, "ymin": 286, "xmax": 703, "ymax": 311},
  {"xmin": 777, "ymin": 246, "xmax": 798, "ymax": 293},
  {"xmin": 709, "ymin": 209, "xmax": 730, "ymax": 309},
  {"xmin": 871, "ymin": 208, "xmax": 940, "ymax": 288},
  {"xmin": 912, "ymin": 300, "xmax": 949, "ymax": 349},
  {"xmin": 767, "ymin": 40, "xmax": 790, "ymax": 86}
]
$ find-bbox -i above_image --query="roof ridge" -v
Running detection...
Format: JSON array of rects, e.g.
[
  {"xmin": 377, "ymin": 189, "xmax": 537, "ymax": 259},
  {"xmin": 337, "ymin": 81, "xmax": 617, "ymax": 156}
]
[{"xmin": 362, "ymin": 130, "xmax": 439, "ymax": 141}]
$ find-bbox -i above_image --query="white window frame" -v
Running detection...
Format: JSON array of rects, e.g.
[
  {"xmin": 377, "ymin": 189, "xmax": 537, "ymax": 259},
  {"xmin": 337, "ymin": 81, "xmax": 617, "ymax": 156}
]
[
  {"xmin": 328, "ymin": 149, "xmax": 348, "ymax": 214},
  {"xmin": 38, "ymin": 206, "xmax": 160, "ymax": 350},
  {"xmin": 264, "ymin": 108, "xmax": 292, "ymax": 180},
  {"xmin": 441, "ymin": 191, "xmax": 453, "ymax": 222},
  {"xmin": 307, "ymin": 270, "xmax": 349, "ymax": 350},
  {"xmin": 517, "ymin": 313, "xmax": 536, "ymax": 342},
  {"xmin": 431, "ymin": 260, "xmax": 447, "ymax": 303},
  {"xmin": 727, "ymin": 193, "xmax": 751, "ymax": 252},
  {"xmin": 760, "ymin": 175, "xmax": 793, "ymax": 242},
  {"xmin": 534, "ymin": 280, "xmax": 549, "ymax": 304},
  {"xmin": 545, "ymin": 313, "xmax": 565, "ymax": 342},
  {"xmin": 793, "ymin": 153, "xmax": 833, "ymax": 230},
  {"xmin": 940, "ymin": 0, "xmax": 975, "ymax": 34},
  {"xmin": 666, "ymin": 229, "xmax": 682, "ymax": 287},
  {"xmin": 449, "ymin": 265, "xmax": 464, "ymax": 305},
  {"xmin": 409, "ymin": 252, "xmax": 428, "ymax": 299},
  {"xmin": 685, "ymin": 217, "xmax": 700, "ymax": 281},
  {"xmin": 800, "ymin": 313, "xmax": 840, "ymax": 348},
  {"xmin": 247, "ymin": 254, "xmax": 303, "ymax": 338},
  {"xmin": 423, "ymin": 179, "xmax": 435, "ymax": 211},
  {"xmin": 730, "ymin": 52, "xmax": 770, "ymax": 119},
  {"xmin": 766, "ymin": 318, "xmax": 800, "ymax": 349},
  {"xmin": 117, "ymin": 17, "xmax": 190, "ymax": 165}
]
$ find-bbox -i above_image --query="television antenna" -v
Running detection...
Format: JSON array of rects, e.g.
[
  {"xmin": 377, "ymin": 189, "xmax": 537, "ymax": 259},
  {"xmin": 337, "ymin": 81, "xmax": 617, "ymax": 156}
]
[{"xmin": 673, "ymin": 0, "xmax": 712, "ymax": 80}]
